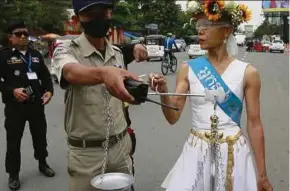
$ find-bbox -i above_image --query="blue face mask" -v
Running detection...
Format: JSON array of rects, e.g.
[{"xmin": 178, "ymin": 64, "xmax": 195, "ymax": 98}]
[{"xmin": 80, "ymin": 18, "xmax": 112, "ymax": 38}]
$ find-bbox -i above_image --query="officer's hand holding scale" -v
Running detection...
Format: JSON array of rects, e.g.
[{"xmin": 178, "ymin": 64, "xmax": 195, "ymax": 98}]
[{"xmin": 122, "ymin": 76, "xmax": 226, "ymax": 110}]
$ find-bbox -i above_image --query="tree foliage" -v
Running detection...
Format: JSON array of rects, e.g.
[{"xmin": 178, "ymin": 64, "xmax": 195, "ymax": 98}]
[
  {"xmin": 141, "ymin": 0, "xmax": 182, "ymax": 34},
  {"xmin": 113, "ymin": 1, "xmax": 143, "ymax": 30},
  {"xmin": 0, "ymin": 0, "xmax": 196, "ymax": 38},
  {"xmin": 114, "ymin": 0, "xmax": 196, "ymax": 37},
  {"xmin": 0, "ymin": 0, "xmax": 71, "ymax": 34},
  {"xmin": 254, "ymin": 19, "xmax": 280, "ymax": 38}
]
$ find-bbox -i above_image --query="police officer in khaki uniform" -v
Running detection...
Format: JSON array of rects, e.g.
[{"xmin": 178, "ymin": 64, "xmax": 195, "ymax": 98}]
[{"xmin": 52, "ymin": 0, "xmax": 147, "ymax": 190}]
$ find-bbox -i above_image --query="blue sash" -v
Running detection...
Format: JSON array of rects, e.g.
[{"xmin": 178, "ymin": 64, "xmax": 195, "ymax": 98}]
[{"xmin": 188, "ymin": 56, "xmax": 243, "ymax": 127}]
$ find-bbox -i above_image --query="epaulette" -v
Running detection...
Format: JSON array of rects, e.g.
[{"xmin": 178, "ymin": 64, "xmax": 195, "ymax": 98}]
[
  {"xmin": 112, "ymin": 45, "xmax": 122, "ymax": 53},
  {"xmin": 70, "ymin": 39, "xmax": 78, "ymax": 47},
  {"xmin": 0, "ymin": 47, "xmax": 10, "ymax": 53}
]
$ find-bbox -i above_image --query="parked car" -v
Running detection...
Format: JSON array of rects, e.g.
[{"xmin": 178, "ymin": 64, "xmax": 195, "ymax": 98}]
[
  {"xmin": 269, "ymin": 40, "xmax": 284, "ymax": 53},
  {"xmin": 173, "ymin": 39, "xmax": 186, "ymax": 52},
  {"xmin": 187, "ymin": 36, "xmax": 207, "ymax": 59},
  {"xmin": 261, "ymin": 41, "xmax": 272, "ymax": 52},
  {"xmin": 145, "ymin": 35, "xmax": 165, "ymax": 61}
]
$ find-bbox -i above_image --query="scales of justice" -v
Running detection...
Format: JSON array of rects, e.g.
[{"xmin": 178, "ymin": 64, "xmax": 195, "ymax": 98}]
[{"xmin": 90, "ymin": 76, "xmax": 226, "ymax": 191}]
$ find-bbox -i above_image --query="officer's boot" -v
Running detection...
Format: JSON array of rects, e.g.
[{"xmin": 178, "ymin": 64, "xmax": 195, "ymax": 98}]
[
  {"xmin": 8, "ymin": 174, "xmax": 20, "ymax": 190},
  {"xmin": 38, "ymin": 159, "xmax": 55, "ymax": 177}
]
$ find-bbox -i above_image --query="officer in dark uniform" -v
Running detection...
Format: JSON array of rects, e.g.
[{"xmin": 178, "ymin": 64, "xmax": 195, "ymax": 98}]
[{"xmin": 0, "ymin": 21, "xmax": 55, "ymax": 191}]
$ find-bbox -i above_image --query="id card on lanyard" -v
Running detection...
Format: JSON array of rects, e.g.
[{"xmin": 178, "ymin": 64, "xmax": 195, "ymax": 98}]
[{"xmin": 20, "ymin": 54, "xmax": 38, "ymax": 80}]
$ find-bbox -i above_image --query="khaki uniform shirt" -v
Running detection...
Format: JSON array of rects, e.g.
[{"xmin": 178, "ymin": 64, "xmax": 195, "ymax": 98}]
[{"xmin": 52, "ymin": 33, "xmax": 127, "ymax": 140}]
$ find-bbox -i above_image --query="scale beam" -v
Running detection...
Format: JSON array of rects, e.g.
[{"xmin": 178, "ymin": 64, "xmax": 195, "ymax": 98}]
[{"xmin": 148, "ymin": 92, "xmax": 205, "ymax": 97}]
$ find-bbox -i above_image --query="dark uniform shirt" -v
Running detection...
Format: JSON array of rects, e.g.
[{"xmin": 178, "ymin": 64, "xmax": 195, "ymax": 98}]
[{"xmin": 0, "ymin": 47, "xmax": 53, "ymax": 104}]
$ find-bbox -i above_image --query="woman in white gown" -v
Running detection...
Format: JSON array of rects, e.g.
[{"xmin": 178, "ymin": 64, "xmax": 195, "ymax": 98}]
[{"xmin": 149, "ymin": 1, "xmax": 273, "ymax": 191}]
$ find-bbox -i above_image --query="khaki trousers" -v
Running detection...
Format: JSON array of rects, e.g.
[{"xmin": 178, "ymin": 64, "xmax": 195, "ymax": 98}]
[{"xmin": 67, "ymin": 133, "xmax": 132, "ymax": 191}]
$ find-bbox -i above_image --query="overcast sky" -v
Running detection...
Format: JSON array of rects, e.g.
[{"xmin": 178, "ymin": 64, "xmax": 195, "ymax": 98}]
[{"xmin": 176, "ymin": 1, "xmax": 265, "ymax": 27}]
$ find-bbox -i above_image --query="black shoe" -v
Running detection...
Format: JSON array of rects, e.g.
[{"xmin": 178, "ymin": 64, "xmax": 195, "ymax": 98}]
[
  {"xmin": 8, "ymin": 175, "xmax": 20, "ymax": 191},
  {"xmin": 39, "ymin": 164, "xmax": 55, "ymax": 177}
]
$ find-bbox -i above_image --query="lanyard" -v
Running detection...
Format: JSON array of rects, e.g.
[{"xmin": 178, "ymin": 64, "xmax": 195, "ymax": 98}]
[{"xmin": 20, "ymin": 54, "xmax": 32, "ymax": 72}]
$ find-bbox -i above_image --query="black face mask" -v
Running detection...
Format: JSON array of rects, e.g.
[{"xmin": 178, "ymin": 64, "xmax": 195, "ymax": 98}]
[{"xmin": 80, "ymin": 18, "xmax": 111, "ymax": 38}]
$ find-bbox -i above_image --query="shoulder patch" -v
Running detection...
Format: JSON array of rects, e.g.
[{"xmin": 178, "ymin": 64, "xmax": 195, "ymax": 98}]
[
  {"xmin": 53, "ymin": 46, "xmax": 69, "ymax": 57},
  {"xmin": 52, "ymin": 40, "xmax": 73, "ymax": 57}
]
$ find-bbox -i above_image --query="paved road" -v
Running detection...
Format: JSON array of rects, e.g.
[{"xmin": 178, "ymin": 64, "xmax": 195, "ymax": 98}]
[{"xmin": 0, "ymin": 49, "xmax": 288, "ymax": 191}]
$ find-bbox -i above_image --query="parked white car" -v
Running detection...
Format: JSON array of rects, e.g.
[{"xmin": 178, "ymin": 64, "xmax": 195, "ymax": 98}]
[
  {"xmin": 262, "ymin": 40, "xmax": 272, "ymax": 48},
  {"xmin": 188, "ymin": 44, "xmax": 207, "ymax": 59},
  {"xmin": 145, "ymin": 35, "xmax": 165, "ymax": 61},
  {"xmin": 270, "ymin": 40, "xmax": 284, "ymax": 53}
]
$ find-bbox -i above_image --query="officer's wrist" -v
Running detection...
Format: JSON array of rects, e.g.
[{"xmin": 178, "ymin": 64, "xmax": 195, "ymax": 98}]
[{"xmin": 95, "ymin": 67, "xmax": 108, "ymax": 83}]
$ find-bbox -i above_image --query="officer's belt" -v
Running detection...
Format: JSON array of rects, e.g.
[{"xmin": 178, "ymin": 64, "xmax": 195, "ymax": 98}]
[{"xmin": 68, "ymin": 128, "xmax": 128, "ymax": 149}]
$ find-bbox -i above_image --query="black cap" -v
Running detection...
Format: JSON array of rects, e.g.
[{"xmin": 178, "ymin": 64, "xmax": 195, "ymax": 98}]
[
  {"xmin": 72, "ymin": 0, "xmax": 114, "ymax": 13},
  {"xmin": 6, "ymin": 21, "xmax": 27, "ymax": 34}
]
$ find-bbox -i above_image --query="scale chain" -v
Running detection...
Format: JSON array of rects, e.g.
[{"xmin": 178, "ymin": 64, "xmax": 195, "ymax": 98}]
[
  {"xmin": 106, "ymin": 91, "xmax": 133, "ymax": 176},
  {"xmin": 99, "ymin": 88, "xmax": 133, "ymax": 186},
  {"xmin": 99, "ymin": 89, "xmax": 113, "ymax": 184}
]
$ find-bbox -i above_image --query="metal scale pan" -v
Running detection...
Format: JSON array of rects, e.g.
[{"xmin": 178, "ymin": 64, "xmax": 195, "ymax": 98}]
[{"xmin": 91, "ymin": 173, "xmax": 134, "ymax": 191}]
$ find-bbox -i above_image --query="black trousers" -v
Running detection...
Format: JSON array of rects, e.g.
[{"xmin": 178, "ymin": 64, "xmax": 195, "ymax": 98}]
[{"xmin": 4, "ymin": 102, "xmax": 48, "ymax": 175}]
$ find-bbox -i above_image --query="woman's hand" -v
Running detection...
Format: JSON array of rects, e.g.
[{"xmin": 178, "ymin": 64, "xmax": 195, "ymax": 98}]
[
  {"xmin": 257, "ymin": 175, "xmax": 273, "ymax": 191},
  {"xmin": 148, "ymin": 73, "xmax": 168, "ymax": 93}
]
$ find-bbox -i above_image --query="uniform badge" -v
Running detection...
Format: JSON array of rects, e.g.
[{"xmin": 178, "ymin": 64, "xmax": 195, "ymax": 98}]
[
  {"xmin": 53, "ymin": 47, "xmax": 68, "ymax": 57},
  {"xmin": 32, "ymin": 57, "xmax": 39, "ymax": 63},
  {"xmin": 9, "ymin": 57, "xmax": 18, "ymax": 64},
  {"xmin": 14, "ymin": 70, "xmax": 20, "ymax": 76},
  {"xmin": 8, "ymin": 57, "xmax": 22, "ymax": 64},
  {"xmin": 114, "ymin": 64, "xmax": 123, "ymax": 69}
]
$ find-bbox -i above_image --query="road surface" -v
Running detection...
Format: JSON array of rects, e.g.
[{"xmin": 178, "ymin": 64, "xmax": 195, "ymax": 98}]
[{"xmin": 0, "ymin": 48, "xmax": 288, "ymax": 191}]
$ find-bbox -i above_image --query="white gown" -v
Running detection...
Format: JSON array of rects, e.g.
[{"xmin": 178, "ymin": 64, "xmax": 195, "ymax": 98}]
[{"xmin": 161, "ymin": 59, "xmax": 257, "ymax": 191}]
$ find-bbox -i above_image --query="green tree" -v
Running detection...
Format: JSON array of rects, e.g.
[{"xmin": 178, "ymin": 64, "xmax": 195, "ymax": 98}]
[
  {"xmin": 123, "ymin": 0, "xmax": 196, "ymax": 37},
  {"xmin": 176, "ymin": 11, "xmax": 197, "ymax": 37},
  {"xmin": 254, "ymin": 19, "xmax": 280, "ymax": 38},
  {"xmin": 0, "ymin": 0, "xmax": 71, "ymax": 34},
  {"xmin": 141, "ymin": 0, "xmax": 182, "ymax": 34},
  {"xmin": 113, "ymin": 1, "xmax": 143, "ymax": 30}
]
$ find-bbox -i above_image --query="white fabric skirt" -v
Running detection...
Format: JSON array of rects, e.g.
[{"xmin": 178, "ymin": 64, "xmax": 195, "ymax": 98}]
[{"xmin": 161, "ymin": 127, "xmax": 257, "ymax": 191}]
